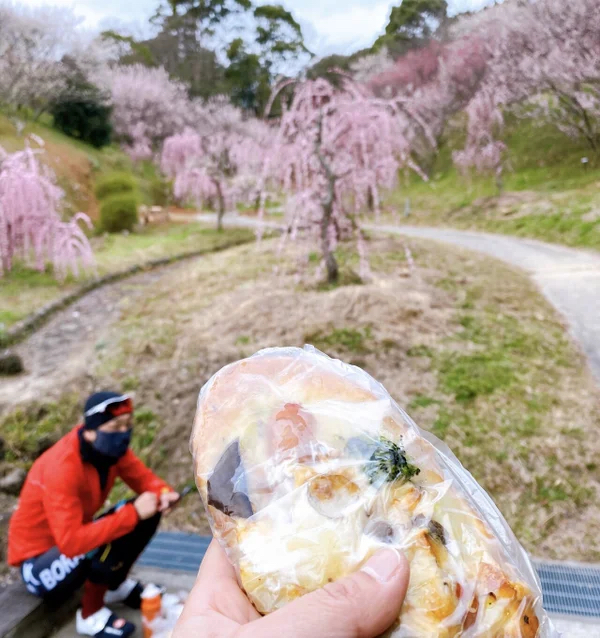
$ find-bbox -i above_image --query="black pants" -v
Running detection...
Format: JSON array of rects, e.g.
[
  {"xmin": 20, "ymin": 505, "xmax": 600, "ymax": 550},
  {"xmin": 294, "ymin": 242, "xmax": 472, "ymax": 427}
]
[{"xmin": 20, "ymin": 513, "xmax": 161, "ymax": 604}]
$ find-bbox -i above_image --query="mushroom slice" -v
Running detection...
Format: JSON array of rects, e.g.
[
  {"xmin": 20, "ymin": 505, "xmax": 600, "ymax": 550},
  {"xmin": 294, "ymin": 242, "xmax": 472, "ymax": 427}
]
[
  {"xmin": 207, "ymin": 440, "xmax": 254, "ymax": 518},
  {"xmin": 365, "ymin": 519, "xmax": 398, "ymax": 544}
]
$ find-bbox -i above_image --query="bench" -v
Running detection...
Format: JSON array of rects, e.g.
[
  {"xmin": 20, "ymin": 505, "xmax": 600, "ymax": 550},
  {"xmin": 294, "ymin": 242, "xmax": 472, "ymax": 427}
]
[
  {"xmin": 0, "ymin": 582, "xmax": 80, "ymax": 638},
  {"xmin": 139, "ymin": 206, "xmax": 170, "ymax": 226}
]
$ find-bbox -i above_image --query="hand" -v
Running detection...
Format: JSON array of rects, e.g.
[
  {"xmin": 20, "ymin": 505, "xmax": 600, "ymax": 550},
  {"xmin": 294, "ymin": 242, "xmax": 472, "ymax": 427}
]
[
  {"xmin": 159, "ymin": 491, "xmax": 180, "ymax": 515},
  {"xmin": 133, "ymin": 491, "xmax": 159, "ymax": 520},
  {"xmin": 174, "ymin": 540, "xmax": 410, "ymax": 638}
]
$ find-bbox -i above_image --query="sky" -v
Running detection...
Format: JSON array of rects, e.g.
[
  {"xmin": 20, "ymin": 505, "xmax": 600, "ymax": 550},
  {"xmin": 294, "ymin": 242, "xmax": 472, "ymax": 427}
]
[{"xmin": 17, "ymin": 0, "xmax": 496, "ymax": 57}]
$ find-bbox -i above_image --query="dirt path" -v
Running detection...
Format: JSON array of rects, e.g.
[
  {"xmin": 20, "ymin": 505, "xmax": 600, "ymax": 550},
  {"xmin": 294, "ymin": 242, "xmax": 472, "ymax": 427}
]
[
  {"xmin": 0, "ymin": 261, "xmax": 191, "ymax": 412},
  {"xmin": 370, "ymin": 225, "xmax": 600, "ymax": 383}
]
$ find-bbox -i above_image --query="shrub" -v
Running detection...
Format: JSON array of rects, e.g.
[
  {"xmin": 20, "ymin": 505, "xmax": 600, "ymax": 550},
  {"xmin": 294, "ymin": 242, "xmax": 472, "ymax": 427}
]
[
  {"xmin": 95, "ymin": 172, "xmax": 137, "ymax": 201},
  {"xmin": 52, "ymin": 98, "xmax": 112, "ymax": 149},
  {"xmin": 149, "ymin": 175, "xmax": 171, "ymax": 207},
  {"xmin": 100, "ymin": 193, "xmax": 139, "ymax": 233}
]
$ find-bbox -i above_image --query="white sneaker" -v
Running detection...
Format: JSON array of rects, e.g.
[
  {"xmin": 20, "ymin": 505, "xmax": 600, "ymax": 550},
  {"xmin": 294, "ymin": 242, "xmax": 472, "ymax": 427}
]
[
  {"xmin": 76, "ymin": 607, "xmax": 135, "ymax": 637},
  {"xmin": 104, "ymin": 578, "xmax": 165, "ymax": 609},
  {"xmin": 104, "ymin": 579, "xmax": 139, "ymax": 605}
]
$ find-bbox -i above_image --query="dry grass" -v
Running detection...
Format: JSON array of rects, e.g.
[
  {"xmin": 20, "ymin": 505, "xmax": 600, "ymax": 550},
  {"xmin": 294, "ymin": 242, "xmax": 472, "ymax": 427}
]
[{"xmin": 85, "ymin": 236, "xmax": 600, "ymax": 560}]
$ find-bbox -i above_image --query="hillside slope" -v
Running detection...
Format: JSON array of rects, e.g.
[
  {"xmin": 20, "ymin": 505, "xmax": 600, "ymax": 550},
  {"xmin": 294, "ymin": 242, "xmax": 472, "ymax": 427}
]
[
  {"xmin": 0, "ymin": 114, "xmax": 132, "ymax": 221},
  {"xmin": 389, "ymin": 117, "xmax": 600, "ymax": 250}
]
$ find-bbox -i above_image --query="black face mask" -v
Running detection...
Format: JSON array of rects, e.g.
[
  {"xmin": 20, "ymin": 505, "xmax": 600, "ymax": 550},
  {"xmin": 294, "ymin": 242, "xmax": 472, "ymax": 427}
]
[{"xmin": 92, "ymin": 429, "xmax": 132, "ymax": 459}]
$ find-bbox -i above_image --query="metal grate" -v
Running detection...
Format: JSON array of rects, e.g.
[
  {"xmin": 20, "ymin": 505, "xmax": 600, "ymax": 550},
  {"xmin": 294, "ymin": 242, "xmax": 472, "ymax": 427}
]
[
  {"xmin": 140, "ymin": 533, "xmax": 600, "ymax": 619},
  {"xmin": 532, "ymin": 560, "xmax": 600, "ymax": 618},
  {"xmin": 138, "ymin": 531, "xmax": 208, "ymax": 573}
]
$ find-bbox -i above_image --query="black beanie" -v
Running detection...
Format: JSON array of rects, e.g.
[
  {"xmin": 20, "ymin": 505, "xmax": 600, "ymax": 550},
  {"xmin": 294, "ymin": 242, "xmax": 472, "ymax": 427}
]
[{"xmin": 84, "ymin": 391, "xmax": 131, "ymax": 430}]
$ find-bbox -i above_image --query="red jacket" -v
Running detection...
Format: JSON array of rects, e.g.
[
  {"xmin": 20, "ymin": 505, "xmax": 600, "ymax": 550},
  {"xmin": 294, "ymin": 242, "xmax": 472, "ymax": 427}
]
[{"xmin": 8, "ymin": 426, "xmax": 171, "ymax": 566}]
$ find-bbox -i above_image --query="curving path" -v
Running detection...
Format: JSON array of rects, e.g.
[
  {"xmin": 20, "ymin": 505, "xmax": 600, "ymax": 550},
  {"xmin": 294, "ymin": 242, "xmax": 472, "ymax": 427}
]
[
  {"xmin": 0, "ymin": 260, "xmax": 192, "ymax": 412},
  {"xmin": 369, "ymin": 225, "xmax": 600, "ymax": 382},
  {"xmin": 4, "ymin": 214, "xmax": 599, "ymax": 411}
]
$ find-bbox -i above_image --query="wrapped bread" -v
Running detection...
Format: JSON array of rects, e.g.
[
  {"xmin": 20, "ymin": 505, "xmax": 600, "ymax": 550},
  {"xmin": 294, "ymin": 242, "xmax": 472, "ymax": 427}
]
[{"xmin": 191, "ymin": 347, "xmax": 556, "ymax": 637}]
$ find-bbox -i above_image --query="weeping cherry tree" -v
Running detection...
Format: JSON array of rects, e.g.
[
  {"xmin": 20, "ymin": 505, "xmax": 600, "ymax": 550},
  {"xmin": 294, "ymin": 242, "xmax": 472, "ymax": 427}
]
[
  {"xmin": 260, "ymin": 76, "xmax": 426, "ymax": 283},
  {"xmin": 0, "ymin": 139, "xmax": 94, "ymax": 279}
]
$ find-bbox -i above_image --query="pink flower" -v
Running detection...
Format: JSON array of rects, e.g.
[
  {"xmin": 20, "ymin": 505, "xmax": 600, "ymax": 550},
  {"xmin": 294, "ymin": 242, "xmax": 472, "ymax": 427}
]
[{"xmin": 0, "ymin": 141, "xmax": 94, "ymax": 278}]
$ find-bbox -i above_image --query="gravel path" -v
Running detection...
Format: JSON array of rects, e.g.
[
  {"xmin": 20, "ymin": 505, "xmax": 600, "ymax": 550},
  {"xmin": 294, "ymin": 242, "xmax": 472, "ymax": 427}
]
[{"xmin": 368, "ymin": 225, "xmax": 600, "ymax": 383}]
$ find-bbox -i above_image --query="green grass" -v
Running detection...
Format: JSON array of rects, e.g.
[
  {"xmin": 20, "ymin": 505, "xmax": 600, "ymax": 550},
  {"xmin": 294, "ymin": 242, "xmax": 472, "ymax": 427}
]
[
  {"xmin": 0, "ymin": 264, "xmax": 64, "ymax": 331},
  {"xmin": 387, "ymin": 117, "xmax": 600, "ymax": 249},
  {"xmin": 0, "ymin": 225, "xmax": 254, "ymax": 331},
  {"xmin": 483, "ymin": 211, "xmax": 600, "ymax": 247},
  {"xmin": 408, "ymin": 395, "xmax": 439, "ymax": 409},
  {"xmin": 438, "ymin": 351, "xmax": 516, "ymax": 403},
  {"xmin": 305, "ymin": 326, "xmax": 373, "ymax": 354},
  {"xmin": 133, "ymin": 407, "xmax": 160, "ymax": 451},
  {"xmin": 406, "ymin": 344, "xmax": 434, "ymax": 358},
  {"xmin": 0, "ymin": 395, "xmax": 81, "ymax": 464},
  {"xmin": 0, "ymin": 113, "xmax": 125, "ymax": 163},
  {"xmin": 400, "ymin": 243, "xmax": 600, "ymax": 551}
]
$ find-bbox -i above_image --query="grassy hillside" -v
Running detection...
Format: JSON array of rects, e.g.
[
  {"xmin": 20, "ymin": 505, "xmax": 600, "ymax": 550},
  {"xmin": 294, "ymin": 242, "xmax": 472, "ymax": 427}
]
[
  {"xmin": 388, "ymin": 117, "xmax": 600, "ymax": 249},
  {"xmin": 0, "ymin": 114, "xmax": 166, "ymax": 221},
  {"xmin": 3, "ymin": 237, "xmax": 597, "ymax": 560},
  {"xmin": 0, "ymin": 114, "xmax": 132, "ymax": 220}
]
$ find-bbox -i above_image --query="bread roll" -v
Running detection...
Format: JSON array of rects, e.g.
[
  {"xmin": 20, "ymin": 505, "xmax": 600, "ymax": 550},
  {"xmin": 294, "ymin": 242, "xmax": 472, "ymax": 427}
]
[{"xmin": 191, "ymin": 347, "xmax": 552, "ymax": 637}]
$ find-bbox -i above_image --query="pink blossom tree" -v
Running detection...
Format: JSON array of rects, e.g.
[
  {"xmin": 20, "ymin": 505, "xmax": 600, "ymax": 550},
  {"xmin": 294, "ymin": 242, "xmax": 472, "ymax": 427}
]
[
  {"xmin": 452, "ymin": 0, "xmax": 600, "ymax": 177},
  {"xmin": 452, "ymin": 90, "xmax": 506, "ymax": 192},
  {"xmin": 368, "ymin": 36, "xmax": 488, "ymax": 164},
  {"xmin": 0, "ymin": 140, "xmax": 94, "ymax": 279},
  {"xmin": 0, "ymin": 4, "xmax": 82, "ymax": 117},
  {"xmin": 260, "ymin": 76, "xmax": 424, "ymax": 283},
  {"xmin": 350, "ymin": 47, "xmax": 395, "ymax": 85},
  {"xmin": 97, "ymin": 64, "xmax": 198, "ymax": 161},
  {"xmin": 0, "ymin": 4, "xmax": 119, "ymax": 119},
  {"xmin": 161, "ymin": 100, "xmax": 268, "ymax": 230},
  {"xmin": 522, "ymin": 0, "xmax": 600, "ymax": 153}
]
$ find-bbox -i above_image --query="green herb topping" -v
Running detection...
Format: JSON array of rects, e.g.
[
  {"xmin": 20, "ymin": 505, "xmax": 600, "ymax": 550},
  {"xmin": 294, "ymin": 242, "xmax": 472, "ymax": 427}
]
[{"xmin": 365, "ymin": 437, "xmax": 420, "ymax": 484}]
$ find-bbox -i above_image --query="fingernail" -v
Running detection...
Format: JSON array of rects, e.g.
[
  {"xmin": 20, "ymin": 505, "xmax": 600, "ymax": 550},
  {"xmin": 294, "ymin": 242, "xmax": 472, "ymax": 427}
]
[{"xmin": 361, "ymin": 549, "xmax": 402, "ymax": 583}]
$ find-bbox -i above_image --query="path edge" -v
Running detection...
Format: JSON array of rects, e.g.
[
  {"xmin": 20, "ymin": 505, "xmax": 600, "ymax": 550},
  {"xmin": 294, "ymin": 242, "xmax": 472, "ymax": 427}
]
[{"xmin": 1, "ymin": 235, "xmax": 254, "ymax": 349}]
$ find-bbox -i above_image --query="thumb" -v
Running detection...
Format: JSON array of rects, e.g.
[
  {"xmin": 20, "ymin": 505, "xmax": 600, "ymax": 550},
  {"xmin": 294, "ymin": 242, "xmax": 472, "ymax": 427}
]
[{"xmin": 240, "ymin": 549, "xmax": 410, "ymax": 638}]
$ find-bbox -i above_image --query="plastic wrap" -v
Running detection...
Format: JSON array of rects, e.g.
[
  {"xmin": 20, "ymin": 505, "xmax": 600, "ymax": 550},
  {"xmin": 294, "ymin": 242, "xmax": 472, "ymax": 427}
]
[{"xmin": 191, "ymin": 346, "xmax": 558, "ymax": 637}]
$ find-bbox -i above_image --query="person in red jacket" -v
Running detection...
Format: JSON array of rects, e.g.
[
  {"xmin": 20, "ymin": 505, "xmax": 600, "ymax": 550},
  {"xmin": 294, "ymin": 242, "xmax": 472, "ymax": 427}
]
[{"xmin": 8, "ymin": 391, "xmax": 180, "ymax": 638}]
